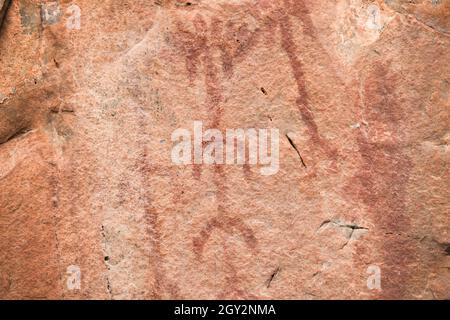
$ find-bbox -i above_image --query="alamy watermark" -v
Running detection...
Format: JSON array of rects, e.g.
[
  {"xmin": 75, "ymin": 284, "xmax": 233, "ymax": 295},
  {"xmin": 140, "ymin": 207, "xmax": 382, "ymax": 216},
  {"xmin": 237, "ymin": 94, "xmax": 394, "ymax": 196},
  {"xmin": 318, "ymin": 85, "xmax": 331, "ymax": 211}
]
[
  {"xmin": 171, "ymin": 121, "xmax": 280, "ymax": 176},
  {"xmin": 366, "ymin": 265, "xmax": 381, "ymax": 290},
  {"xmin": 66, "ymin": 265, "xmax": 81, "ymax": 290}
]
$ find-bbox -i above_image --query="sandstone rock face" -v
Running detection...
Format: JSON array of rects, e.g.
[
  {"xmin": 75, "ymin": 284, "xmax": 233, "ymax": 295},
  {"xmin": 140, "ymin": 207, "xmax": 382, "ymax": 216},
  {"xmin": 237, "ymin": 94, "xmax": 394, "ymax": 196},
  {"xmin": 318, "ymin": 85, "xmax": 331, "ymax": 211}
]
[{"xmin": 0, "ymin": 0, "xmax": 448, "ymax": 299}]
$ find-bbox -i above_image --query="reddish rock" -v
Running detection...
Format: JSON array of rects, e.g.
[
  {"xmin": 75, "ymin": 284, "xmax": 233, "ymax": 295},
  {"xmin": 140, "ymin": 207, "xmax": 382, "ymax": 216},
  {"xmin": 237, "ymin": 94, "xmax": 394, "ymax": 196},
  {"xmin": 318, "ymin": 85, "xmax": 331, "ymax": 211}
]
[{"xmin": 0, "ymin": 0, "xmax": 448, "ymax": 299}]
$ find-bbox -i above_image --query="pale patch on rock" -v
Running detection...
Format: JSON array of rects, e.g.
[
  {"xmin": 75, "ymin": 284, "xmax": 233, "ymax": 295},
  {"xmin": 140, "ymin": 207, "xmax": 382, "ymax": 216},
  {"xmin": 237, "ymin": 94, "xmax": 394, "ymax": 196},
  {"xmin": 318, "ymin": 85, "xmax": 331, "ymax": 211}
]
[{"xmin": 333, "ymin": 1, "xmax": 394, "ymax": 65}]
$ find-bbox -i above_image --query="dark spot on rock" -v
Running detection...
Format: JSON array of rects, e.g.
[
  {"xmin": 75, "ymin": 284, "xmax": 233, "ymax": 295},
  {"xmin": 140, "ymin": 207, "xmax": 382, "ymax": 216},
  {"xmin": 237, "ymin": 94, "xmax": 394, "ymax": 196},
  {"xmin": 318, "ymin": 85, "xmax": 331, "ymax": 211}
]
[
  {"xmin": 19, "ymin": 0, "xmax": 41, "ymax": 35},
  {"xmin": 0, "ymin": 0, "xmax": 11, "ymax": 31}
]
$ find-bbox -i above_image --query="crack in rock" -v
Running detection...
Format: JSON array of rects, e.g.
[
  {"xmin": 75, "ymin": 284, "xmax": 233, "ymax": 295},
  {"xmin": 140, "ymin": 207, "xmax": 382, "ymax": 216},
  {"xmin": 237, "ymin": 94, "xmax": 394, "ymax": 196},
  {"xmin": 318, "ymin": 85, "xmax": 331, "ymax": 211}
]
[
  {"xmin": 317, "ymin": 219, "xmax": 369, "ymax": 249},
  {"xmin": 286, "ymin": 133, "xmax": 307, "ymax": 168},
  {"xmin": 0, "ymin": 0, "xmax": 11, "ymax": 31},
  {"xmin": 266, "ymin": 266, "xmax": 281, "ymax": 288}
]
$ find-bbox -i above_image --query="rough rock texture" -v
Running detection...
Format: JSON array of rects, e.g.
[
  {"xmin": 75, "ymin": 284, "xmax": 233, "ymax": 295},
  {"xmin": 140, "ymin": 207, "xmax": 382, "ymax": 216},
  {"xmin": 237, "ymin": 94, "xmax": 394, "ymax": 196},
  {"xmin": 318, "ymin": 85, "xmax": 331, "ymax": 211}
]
[{"xmin": 0, "ymin": 0, "xmax": 448, "ymax": 299}]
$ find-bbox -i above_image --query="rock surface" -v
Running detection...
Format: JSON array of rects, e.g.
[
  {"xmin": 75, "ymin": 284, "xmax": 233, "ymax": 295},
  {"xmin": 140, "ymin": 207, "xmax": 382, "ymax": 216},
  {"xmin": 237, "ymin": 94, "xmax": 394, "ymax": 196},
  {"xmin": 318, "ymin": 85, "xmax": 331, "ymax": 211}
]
[{"xmin": 0, "ymin": 0, "xmax": 448, "ymax": 299}]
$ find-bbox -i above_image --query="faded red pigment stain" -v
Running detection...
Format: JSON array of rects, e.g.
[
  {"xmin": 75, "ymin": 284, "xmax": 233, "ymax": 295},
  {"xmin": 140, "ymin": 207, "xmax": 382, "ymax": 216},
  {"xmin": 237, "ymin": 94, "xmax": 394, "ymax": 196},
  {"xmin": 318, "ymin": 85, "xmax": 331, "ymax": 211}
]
[
  {"xmin": 192, "ymin": 174, "xmax": 259, "ymax": 300},
  {"xmin": 191, "ymin": 165, "xmax": 202, "ymax": 180},
  {"xmin": 138, "ymin": 146, "xmax": 164, "ymax": 299},
  {"xmin": 174, "ymin": 19, "xmax": 208, "ymax": 85},
  {"xmin": 219, "ymin": 243, "xmax": 259, "ymax": 299},
  {"xmin": 171, "ymin": 0, "xmax": 340, "ymax": 163},
  {"xmin": 203, "ymin": 42, "xmax": 223, "ymax": 128},
  {"xmin": 178, "ymin": 0, "xmax": 339, "ymax": 162},
  {"xmin": 192, "ymin": 212, "xmax": 258, "ymax": 260},
  {"xmin": 347, "ymin": 62, "xmax": 415, "ymax": 299},
  {"xmin": 137, "ymin": 159, "xmax": 182, "ymax": 299},
  {"xmin": 283, "ymin": 0, "xmax": 315, "ymax": 38},
  {"xmin": 279, "ymin": 0, "xmax": 338, "ymax": 160},
  {"xmin": 243, "ymin": 163, "xmax": 252, "ymax": 180},
  {"xmin": 170, "ymin": 11, "xmax": 260, "ymax": 297},
  {"xmin": 168, "ymin": 0, "xmax": 347, "ymax": 297},
  {"xmin": 214, "ymin": 17, "xmax": 264, "ymax": 78}
]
